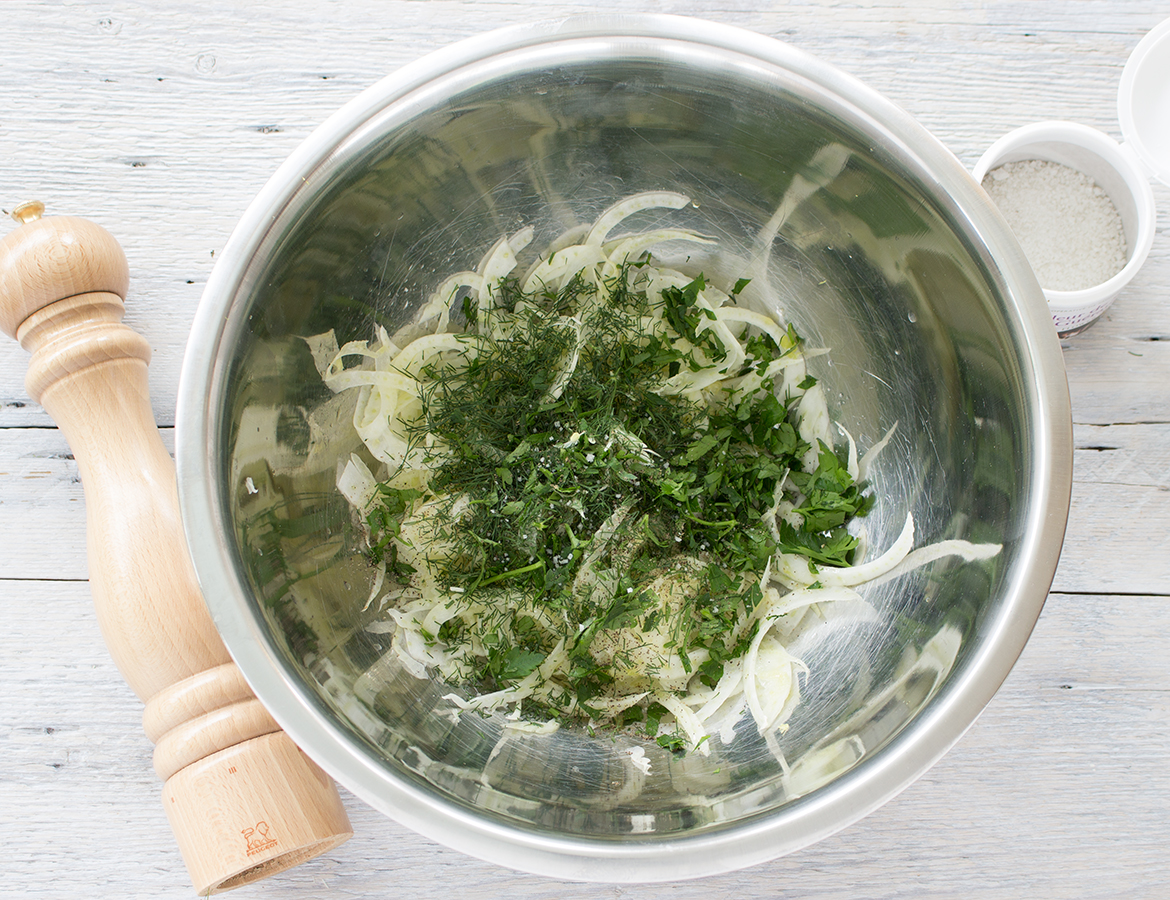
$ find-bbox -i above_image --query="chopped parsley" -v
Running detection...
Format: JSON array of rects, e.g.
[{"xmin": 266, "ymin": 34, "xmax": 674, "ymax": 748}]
[{"xmin": 367, "ymin": 262, "xmax": 871, "ymax": 728}]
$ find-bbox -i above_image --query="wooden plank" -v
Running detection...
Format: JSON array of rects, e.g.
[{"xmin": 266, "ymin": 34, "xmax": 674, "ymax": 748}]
[
  {"xmin": 0, "ymin": 428, "xmax": 171, "ymax": 582},
  {"xmin": 1055, "ymin": 423, "xmax": 1170, "ymax": 594},
  {"xmin": 3, "ymin": 578, "xmax": 1166, "ymax": 897},
  {"xmin": 3, "ymin": 422, "xmax": 1167, "ymax": 593},
  {"xmin": 2, "ymin": 1, "xmax": 1169, "ymax": 428}
]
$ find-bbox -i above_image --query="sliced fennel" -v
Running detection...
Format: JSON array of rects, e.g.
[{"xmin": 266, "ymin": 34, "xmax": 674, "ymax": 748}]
[{"xmin": 311, "ymin": 191, "xmax": 1002, "ymax": 768}]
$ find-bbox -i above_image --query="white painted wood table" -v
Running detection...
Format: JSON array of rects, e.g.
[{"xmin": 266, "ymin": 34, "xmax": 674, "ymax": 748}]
[{"xmin": 2, "ymin": 2, "xmax": 1168, "ymax": 897}]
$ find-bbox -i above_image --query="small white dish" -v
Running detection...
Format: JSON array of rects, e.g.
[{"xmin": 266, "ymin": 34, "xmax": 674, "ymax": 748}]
[{"xmin": 974, "ymin": 18, "xmax": 1170, "ymax": 337}]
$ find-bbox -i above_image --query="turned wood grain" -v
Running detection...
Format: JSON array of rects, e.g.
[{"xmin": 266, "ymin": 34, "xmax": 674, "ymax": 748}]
[{"xmin": 0, "ymin": 213, "xmax": 351, "ymax": 893}]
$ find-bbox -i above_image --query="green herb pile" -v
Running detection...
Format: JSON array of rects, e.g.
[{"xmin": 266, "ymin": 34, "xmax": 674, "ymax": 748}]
[{"xmin": 368, "ymin": 263, "xmax": 871, "ymax": 731}]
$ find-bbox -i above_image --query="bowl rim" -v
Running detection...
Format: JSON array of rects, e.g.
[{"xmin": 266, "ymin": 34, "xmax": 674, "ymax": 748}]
[{"xmin": 176, "ymin": 13, "xmax": 1072, "ymax": 882}]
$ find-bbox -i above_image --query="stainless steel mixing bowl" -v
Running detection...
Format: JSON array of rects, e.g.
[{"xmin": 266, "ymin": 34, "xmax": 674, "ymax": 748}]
[{"xmin": 176, "ymin": 15, "xmax": 1072, "ymax": 881}]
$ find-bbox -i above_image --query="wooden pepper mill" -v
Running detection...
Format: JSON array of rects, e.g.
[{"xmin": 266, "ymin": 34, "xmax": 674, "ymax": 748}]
[{"xmin": 0, "ymin": 202, "xmax": 352, "ymax": 894}]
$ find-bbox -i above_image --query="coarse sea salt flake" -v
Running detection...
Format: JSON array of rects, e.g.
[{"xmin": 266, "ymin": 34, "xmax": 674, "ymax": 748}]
[{"xmin": 981, "ymin": 159, "xmax": 1128, "ymax": 292}]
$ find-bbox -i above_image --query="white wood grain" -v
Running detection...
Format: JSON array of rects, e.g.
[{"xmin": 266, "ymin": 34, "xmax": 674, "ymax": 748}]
[
  {"xmin": 5, "ymin": 580, "xmax": 1167, "ymax": 898},
  {"xmin": 2, "ymin": 1, "xmax": 1169, "ymax": 897},
  {"xmin": 6, "ymin": 423, "xmax": 1166, "ymax": 593}
]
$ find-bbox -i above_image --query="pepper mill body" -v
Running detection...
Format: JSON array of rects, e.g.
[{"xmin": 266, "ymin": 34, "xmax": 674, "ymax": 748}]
[{"xmin": 0, "ymin": 206, "xmax": 352, "ymax": 894}]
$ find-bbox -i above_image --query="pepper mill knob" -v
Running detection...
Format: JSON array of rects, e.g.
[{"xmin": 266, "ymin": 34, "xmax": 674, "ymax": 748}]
[
  {"xmin": 0, "ymin": 204, "xmax": 129, "ymax": 340},
  {"xmin": 0, "ymin": 205, "xmax": 352, "ymax": 894}
]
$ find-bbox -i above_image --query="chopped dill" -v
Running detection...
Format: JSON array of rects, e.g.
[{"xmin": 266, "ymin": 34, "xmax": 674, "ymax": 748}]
[{"xmin": 366, "ymin": 260, "xmax": 871, "ymax": 728}]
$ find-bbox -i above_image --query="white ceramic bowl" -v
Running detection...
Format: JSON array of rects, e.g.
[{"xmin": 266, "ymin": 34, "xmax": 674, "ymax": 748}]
[
  {"xmin": 1118, "ymin": 16, "xmax": 1170, "ymax": 191},
  {"xmin": 973, "ymin": 121, "xmax": 1156, "ymax": 336}
]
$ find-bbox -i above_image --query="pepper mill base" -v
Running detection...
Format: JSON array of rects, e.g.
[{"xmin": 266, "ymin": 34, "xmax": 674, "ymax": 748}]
[{"xmin": 163, "ymin": 731, "xmax": 352, "ymax": 895}]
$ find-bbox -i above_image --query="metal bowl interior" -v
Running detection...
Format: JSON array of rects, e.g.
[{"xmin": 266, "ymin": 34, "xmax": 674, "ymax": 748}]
[{"xmin": 177, "ymin": 16, "xmax": 1071, "ymax": 882}]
